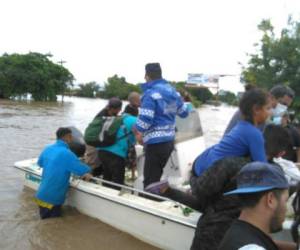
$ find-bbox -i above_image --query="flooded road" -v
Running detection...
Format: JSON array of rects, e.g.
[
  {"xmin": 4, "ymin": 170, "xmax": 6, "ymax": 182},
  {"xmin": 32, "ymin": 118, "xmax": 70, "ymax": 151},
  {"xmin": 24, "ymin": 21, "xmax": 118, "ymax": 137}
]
[{"xmin": 0, "ymin": 97, "xmax": 236, "ymax": 250}]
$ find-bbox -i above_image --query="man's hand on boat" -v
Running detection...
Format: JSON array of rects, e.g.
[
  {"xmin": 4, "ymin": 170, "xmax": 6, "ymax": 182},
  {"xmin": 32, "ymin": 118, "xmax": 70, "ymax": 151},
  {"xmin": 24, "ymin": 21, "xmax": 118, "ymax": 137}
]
[{"xmin": 81, "ymin": 173, "xmax": 93, "ymax": 181}]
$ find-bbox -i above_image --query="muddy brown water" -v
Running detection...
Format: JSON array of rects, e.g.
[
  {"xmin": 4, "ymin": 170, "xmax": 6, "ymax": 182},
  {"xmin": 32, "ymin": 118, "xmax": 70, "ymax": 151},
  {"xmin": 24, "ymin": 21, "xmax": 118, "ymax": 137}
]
[{"xmin": 0, "ymin": 97, "xmax": 236, "ymax": 250}]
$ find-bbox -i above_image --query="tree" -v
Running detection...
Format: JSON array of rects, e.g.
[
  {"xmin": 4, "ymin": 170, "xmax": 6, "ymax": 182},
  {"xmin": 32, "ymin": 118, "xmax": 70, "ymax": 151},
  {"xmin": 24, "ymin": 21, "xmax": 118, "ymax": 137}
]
[
  {"xmin": 241, "ymin": 18, "xmax": 300, "ymax": 112},
  {"xmin": 99, "ymin": 74, "xmax": 141, "ymax": 99},
  {"xmin": 0, "ymin": 52, "xmax": 74, "ymax": 101},
  {"xmin": 75, "ymin": 82, "xmax": 100, "ymax": 97}
]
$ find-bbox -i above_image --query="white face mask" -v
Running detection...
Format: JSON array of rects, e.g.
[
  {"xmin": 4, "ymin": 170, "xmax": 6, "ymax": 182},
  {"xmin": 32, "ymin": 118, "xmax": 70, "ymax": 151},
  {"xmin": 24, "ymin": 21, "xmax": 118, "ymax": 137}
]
[
  {"xmin": 272, "ymin": 103, "xmax": 287, "ymax": 117},
  {"xmin": 272, "ymin": 116, "xmax": 282, "ymax": 125}
]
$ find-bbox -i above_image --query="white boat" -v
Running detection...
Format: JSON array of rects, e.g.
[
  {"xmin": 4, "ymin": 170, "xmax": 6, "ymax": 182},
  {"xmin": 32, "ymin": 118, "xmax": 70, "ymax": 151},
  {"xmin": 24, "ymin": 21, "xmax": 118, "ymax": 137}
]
[
  {"xmin": 14, "ymin": 110, "xmax": 205, "ymax": 250},
  {"xmin": 13, "ymin": 109, "xmax": 296, "ymax": 248}
]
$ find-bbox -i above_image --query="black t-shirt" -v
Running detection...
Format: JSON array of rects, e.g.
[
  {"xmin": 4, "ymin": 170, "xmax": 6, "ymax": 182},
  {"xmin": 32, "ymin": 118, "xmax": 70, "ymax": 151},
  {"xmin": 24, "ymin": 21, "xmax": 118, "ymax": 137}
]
[
  {"xmin": 218, "ymin": 220, "xmax": 278, "ymax": 250},
  {"xmin": 283, "ymin": 125, "xmax": 300, "ymax": 162}
]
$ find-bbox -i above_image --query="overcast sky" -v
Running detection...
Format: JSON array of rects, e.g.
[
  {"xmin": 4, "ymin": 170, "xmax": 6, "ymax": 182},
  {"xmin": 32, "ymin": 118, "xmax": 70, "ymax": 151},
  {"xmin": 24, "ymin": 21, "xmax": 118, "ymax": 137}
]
[{"xmin": 1, "ymin": 0, "xmax": 300, "ymax": 85}]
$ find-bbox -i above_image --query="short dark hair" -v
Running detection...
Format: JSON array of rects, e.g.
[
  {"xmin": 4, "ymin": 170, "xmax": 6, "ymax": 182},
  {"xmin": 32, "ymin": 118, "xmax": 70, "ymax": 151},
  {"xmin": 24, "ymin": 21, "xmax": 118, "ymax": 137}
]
[
  {"xmin": 264, "ymin": 124, "xmax": 291, "ymax": 159},
  {"xmin": 56, "ymin": 127, "xmax": 72, "ymax": 139},
  {"xmin": 123, "ymin": 104, "xmax": 139, "ymax": 116},
  {"xmin": 270, "ymin": 85, "xmax": 295, "ymax": 99},
  {"xmin": 244, "ymin": 83, "xmax": 257, "ymax": 92},
  {"xmin": 238, "ymin": 189, "xmax": 284, "ymax": 208},
  {"xmin": 108, "ymin": 97, "xmax": 122, "ymax": 109},
  {"xmin": 145, "ymin": 63, "xmax": 162, "ymax": 80},
  {"xmin": 239, "ymin": 88, "xmax": 269, "ymax": 123}
]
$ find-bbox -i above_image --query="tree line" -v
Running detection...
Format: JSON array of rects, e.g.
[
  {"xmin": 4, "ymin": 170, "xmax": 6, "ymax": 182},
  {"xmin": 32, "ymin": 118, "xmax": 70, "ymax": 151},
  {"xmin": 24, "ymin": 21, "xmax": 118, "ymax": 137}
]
[
  {"xmin": 1, "ymin": 17, "xmax": 300, "ymax": 110},
  {"xmin": 0, "ymin": 52, "xmax": 73, "ymax": 101}
]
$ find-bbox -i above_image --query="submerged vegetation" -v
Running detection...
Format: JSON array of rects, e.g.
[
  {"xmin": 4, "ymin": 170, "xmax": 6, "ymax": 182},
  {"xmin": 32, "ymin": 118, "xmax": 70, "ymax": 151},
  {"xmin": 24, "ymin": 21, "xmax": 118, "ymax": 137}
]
[{"xmin": 0, "ymin": 52, "xmax": 73, "ymax": 101}]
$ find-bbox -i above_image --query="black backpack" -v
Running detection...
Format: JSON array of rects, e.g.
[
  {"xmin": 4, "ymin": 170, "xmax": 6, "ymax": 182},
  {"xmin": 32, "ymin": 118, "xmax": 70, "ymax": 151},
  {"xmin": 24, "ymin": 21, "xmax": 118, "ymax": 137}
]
[{"xmin": 84, "ymin": 115, "xmax": 130, "ymax": 147}]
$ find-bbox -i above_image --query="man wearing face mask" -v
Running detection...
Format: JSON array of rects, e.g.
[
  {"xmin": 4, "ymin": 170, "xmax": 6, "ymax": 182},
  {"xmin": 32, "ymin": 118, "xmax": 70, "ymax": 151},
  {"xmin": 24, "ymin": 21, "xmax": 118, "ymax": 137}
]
[
  {"xmin": 270, "ymin": 85, "xmax": 294, "ymax": 124},
  {"xmin": 268, "ymin": 86, "xmax": 300, "ymax": 163},
  {"xmin": 224, "ymin": 84, "xmax": 295, "ymax": 136}
]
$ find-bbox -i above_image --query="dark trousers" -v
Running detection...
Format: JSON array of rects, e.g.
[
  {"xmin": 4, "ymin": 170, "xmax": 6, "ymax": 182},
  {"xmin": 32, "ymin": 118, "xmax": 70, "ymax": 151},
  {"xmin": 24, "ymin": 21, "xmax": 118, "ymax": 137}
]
[
  {"xmin": 39, "ymin": 205, "xmax": 62, "ymax": 219},
  {"xmin": 143, "ymin": 141, "xmax": 174, "ymax": 188},
  {"xmin": 98, "ymin": 150, "xmax": 126, "ymax": 186}
]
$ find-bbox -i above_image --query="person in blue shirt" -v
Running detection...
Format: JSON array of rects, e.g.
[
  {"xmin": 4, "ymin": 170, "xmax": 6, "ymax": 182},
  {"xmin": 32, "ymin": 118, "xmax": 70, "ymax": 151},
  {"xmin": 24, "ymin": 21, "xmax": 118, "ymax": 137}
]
[
  {"xmin": 97, "ymin": 97, "xmax": 139, "ymax": 186},
  {"xmin": 35, "ymin": 127, "xmax": 92, "ymax": 219},
  {"xmin": 135, "ymin": 63, "xmax": 189, "ymax": 188},
  {"xmin": 193, "ymin": 88, "xmax": 272, "ymax": 177}
]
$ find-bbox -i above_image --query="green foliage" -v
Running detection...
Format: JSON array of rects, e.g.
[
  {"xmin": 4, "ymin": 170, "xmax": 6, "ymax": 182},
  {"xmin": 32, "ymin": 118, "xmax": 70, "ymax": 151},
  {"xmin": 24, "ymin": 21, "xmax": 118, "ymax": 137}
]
[
  {"xmin": 0, "ymin": 52, "xmax": 74, "ymax": 101},
  {"xmin": 170, "ymin": 81, "xmax": 214, "ymax": 107},
  {"xmin": 99, "ymin": 74, "xmax": 141, "ymax": 99},
  {"xmin": 241, "ymin": 17, "xmax": 300, "ymax": 113},
  {"xmin": 218, "ymin": 90, "xmax": 238, "ymax": 105},
  {"xmin": 74, "ymin": 82, "xmax": 100, "ymax": 98}
]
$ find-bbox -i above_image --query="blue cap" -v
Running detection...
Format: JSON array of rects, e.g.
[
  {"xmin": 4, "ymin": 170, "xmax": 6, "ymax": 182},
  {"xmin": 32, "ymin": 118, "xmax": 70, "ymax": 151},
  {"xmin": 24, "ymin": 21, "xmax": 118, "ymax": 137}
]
[{"xmin": 224, "ymin": 162, "xmax": 288, "ymax": 195}]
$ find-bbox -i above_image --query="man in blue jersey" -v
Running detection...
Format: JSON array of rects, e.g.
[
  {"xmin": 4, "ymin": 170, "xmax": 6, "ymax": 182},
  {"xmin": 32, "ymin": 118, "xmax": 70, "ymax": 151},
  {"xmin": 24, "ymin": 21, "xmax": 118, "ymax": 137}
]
[
  {"xmin": 35, "ymin": 127, "xmax": 92, "ymax": 219},
  {"xmin": 135, "ymin": 63, "xmax": 189, "ymax": 188}
]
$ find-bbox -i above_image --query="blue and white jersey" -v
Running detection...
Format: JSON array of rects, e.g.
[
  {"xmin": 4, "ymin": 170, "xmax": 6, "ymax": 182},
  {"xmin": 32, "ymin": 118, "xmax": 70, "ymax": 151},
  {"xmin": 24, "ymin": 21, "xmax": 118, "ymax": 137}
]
[{"xmin": 136, "ymin": 79, "xmax": 189, "ymax": 145}]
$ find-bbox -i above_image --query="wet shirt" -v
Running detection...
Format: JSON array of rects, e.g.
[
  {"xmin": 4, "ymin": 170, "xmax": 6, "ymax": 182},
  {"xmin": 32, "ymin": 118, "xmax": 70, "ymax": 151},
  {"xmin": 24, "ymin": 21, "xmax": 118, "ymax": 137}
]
[
  {"xmin": 218, "ymin": 220, "xmax": 278, "ymax": 250},
  {"xmin": 36, "ymin": 140, "xmax": 90, "ymax": 205},
  {"xmin": 194, "ymin": 121, "xmax": 266, "ymax": 176},
  {"xmin": 135, "ymin": 79, "xmax": 189, "ymax": 144},
  {"xmin": 97, "ymin": 114, "xmax": 137, "ymax": 158}
]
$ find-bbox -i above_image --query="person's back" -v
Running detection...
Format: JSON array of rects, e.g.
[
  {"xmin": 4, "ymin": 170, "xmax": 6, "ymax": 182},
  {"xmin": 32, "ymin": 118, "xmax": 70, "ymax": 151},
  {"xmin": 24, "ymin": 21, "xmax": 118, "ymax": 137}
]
[
  {"xmin": 194, "ymin": 120, "xmax": 266, "ymax": 176},
  {"xmin": 97, "ymin": 100, "xmax": 137, "ymax": 185},
  {"xmin": 37, "ymin": 140, "xmax": 89, "ymax": 205},
  {"xmin": 193, "ymin": 88, "xmax": 270, "ymax": 177},
  {"xmin": 135, "ymin": 63, "xmax": 189, "ymax": 188},
  {"xmin": 36, "ymin": 127, "xmax": 91, "ymax": 219},
  {"xmin": 138, "ymin": 79, "xmax": 188, "ymax": 144}
]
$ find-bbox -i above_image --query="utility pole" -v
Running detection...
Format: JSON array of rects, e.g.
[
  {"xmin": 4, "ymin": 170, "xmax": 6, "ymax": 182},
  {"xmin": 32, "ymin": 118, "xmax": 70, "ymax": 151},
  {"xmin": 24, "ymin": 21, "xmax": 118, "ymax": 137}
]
[
  {"xmin": 57, "ymin": 60, "xmax": 67, "ymax": 102},
  {"xmin": 57, "ymin": 60, "xmax": 66, "ymax": 66}
]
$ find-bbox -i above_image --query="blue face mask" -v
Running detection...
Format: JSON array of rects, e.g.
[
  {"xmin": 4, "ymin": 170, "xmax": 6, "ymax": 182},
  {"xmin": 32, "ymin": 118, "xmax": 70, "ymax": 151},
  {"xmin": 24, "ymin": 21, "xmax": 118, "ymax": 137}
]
[{"xmin": 272, "ymin": 103, "xmax": 288, "ymax": 117}]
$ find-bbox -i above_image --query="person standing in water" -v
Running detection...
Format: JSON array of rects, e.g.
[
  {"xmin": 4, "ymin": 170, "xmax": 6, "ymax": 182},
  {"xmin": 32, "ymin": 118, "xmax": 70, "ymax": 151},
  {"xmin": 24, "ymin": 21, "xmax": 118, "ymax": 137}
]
[{"xmin": 35, "ymin": 127, "xmax": 92, "ymax": 219}]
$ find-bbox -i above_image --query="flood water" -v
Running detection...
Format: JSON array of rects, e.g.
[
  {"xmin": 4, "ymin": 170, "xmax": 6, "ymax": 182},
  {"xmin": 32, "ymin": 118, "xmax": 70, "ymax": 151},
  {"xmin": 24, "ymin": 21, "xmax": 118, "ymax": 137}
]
[{"xmin": 0, "ymin": 97, "xmax": 236, "ymax": 250}]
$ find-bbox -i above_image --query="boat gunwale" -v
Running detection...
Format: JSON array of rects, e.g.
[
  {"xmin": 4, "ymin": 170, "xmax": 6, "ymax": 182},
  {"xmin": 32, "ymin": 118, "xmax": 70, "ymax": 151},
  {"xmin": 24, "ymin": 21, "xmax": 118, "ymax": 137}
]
[{"xmin": 15, "ymin": 163, "xmax": 198, "ymax": 229}]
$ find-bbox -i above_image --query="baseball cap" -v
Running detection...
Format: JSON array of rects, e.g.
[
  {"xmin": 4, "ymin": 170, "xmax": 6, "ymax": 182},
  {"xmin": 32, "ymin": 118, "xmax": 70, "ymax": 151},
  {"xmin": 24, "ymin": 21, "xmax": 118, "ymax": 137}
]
[
  {"xmin": 224, "ymin": 162, "xmax": 288, "ymax": 195},
  {"xmin": 107, "ymin": 97, "xmax": 122, "ymax": 109}
]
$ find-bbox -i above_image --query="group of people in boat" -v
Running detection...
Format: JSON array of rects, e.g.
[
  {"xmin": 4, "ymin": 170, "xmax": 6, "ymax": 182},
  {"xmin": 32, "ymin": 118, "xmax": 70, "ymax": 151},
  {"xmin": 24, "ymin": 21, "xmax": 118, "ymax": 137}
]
[{"xmin": 34, "ymin": 62, "xmax": 300, "ymax": 249}]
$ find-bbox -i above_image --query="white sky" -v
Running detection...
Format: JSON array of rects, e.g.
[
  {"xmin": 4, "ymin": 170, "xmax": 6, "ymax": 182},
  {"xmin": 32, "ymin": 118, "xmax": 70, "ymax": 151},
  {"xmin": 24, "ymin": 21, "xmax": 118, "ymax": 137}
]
[{"xmin": 1, "ymin": 0, "xmax": 300, "ymax": 86}]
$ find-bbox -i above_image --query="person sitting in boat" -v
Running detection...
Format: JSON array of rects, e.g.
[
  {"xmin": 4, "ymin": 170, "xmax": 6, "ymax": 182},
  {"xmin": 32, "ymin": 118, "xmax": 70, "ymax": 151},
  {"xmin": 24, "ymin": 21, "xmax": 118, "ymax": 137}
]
[
  {"xmin": 147, "ymin": 122, "xmax": 297, "ymax": 250},
  {"xmin": 35, "ymin": 127, "xmax": 92, "ymax": 219},
  {"xmin": 193, "ymin": 88, "xmax": 271, "ymax": 177},
  {"xmin": 146, "ymin": 125, "xmax": 294, "ymax": 250},
  {"xmin": 97, "ymin": 98, "xmax": 139, "ymax": 187}
]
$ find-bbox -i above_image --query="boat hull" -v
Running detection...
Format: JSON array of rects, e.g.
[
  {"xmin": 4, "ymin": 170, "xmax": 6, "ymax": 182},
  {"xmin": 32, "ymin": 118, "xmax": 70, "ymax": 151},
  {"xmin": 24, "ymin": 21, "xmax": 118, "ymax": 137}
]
[{"xmin": 18, "ymin": 160, "xmax": 199, "ymax": 250}]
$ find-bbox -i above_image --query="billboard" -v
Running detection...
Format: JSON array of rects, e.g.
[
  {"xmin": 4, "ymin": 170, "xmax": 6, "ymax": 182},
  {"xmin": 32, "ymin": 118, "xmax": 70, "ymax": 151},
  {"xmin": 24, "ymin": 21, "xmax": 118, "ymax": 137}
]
[{"xmin": 186, "ymin": 73, "xmax": 219, "ymax": 88}]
